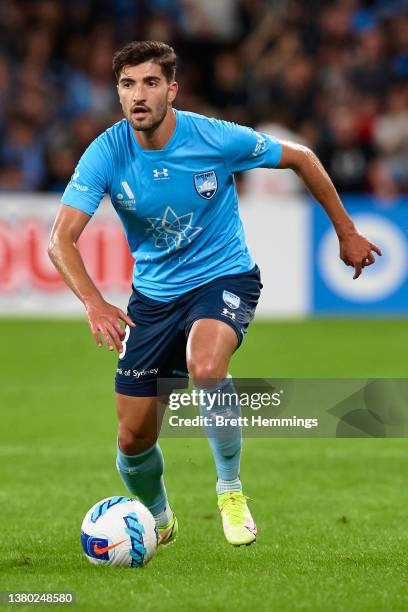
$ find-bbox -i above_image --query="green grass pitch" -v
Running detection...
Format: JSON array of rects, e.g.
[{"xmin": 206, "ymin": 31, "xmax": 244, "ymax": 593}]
[{"xmin": 1, "ymin": 318, "xmax": 408, "ymax": 611}]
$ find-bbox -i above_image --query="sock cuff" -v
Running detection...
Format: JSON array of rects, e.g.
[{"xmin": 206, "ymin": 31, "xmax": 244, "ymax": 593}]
[
  {"xmin": 216, "ymin": 478, "xmax": 242, "ymax": 494},
  {"xmin": 195, "ymin": 374, "xmax": 233, "ymax": 394},
  {"xmin": 116, "ymin": 442, "xmax": 160, "ymax": 469}
]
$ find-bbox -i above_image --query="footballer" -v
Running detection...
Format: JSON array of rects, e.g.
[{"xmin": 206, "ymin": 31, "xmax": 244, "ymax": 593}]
[{"xmin": 48, "ymin": 41, "xmax": 381, "ymax": 547}]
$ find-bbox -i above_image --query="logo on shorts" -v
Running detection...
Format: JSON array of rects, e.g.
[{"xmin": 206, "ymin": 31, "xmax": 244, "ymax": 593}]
[
  {"xmin": 222, "ymin": 308, "xmax": 236, "ymax": 320},
  {"xmin": 193, "ymin": 171, "xmax": 218, "ymax": 200},
  {"xmin": 223, "ymin": 290, "xmax": 240, "ymax": 310}
]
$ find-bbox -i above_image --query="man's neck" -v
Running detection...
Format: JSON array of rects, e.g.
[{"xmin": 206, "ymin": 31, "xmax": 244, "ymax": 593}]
[{"xmin": 133, "ymin": 108, "xmax": 176, "ymax": 151}]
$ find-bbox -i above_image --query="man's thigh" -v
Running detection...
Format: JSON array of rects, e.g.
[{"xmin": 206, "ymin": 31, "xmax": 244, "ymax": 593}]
[
  {"xmin": 184, "ymin": 265, "xmax": 262, "ymax": 351},
  {"xmin": 186, "ymin": 319, "xmax": 238, "ymax": 386},
  {"xmin": 184, "ymin": 266, "xmax": 263, "ymax": 385}
]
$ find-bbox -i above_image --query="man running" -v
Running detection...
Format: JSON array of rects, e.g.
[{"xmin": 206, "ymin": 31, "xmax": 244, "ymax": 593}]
[{"xmin": 48, "ymin": 41, "xmax": 381, "ymax": 547}]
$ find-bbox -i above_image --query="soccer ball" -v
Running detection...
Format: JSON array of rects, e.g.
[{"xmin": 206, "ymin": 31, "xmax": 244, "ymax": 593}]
[{"xmin": 81, "ymin": 496, "xmax": 158, "ymax": 568}]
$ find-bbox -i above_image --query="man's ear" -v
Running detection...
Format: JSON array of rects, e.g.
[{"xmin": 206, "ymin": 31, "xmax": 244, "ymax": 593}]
[{"xmin": 168, "ymin": 81, "xmax": 178, "ymax": 104}]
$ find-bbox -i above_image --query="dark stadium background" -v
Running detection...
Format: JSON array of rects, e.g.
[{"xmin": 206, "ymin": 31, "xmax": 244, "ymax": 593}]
[
  {"xmin": 1, "ymin": 1, "xmax": 407, "ymax": 611},
  {"xmin": 0, "ymin": 0, "xmax": 406, "ymax": 195}
]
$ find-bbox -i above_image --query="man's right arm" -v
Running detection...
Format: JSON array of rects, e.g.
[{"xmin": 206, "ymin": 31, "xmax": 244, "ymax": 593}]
[{"xmin": 48, "ymin": 204, "xmax": 135, "ymax": 352}]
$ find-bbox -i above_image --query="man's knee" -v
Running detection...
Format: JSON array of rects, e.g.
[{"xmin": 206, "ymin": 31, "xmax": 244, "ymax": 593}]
[
  {"xmin": 187, "ymin": 355, "xmax": 227, "ymax": 387},
  {"xmin": 116, "ymin": 394, "xmax": 164, "ymax": 455},
  {"xmin": 118, "ymin": 424, "xmax": 158, "ymax": 456}
]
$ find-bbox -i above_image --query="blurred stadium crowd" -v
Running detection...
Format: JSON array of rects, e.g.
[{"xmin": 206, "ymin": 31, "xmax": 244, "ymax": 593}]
[{"xmin": 0, "ymin": 0, "xmax": 406, "ymax": 196}]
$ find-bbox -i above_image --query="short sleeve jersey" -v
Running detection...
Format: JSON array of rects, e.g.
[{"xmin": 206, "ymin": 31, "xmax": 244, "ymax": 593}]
[{"xmin": 61, "ymin": 110, "xmax": 282, "ymax": 300}]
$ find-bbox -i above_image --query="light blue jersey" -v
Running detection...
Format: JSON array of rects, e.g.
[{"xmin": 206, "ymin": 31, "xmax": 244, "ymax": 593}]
[{"xmin": 61, "ymin": 110, "xmax": 282, "ymax": 300}]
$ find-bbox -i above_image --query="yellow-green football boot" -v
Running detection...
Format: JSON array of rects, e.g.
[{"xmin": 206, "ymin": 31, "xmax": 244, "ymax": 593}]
[
  {"xmin": 157, "ymin": 515, "xmax": 178, "ymax": 547},
  {"xmin": 218, "ymin": 492, "xmax": 257, "ymax": 546}
]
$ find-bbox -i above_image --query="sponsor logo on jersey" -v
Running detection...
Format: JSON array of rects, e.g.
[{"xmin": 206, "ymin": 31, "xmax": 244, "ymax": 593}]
[
  {"xmin": 115, "ymin": 181, "xmax": 136, "ymax": 209},
  {"xmin": 71, "ymin": 182, "xmax": 88, "ymax": 192},
  {"xmin": 193, "ymin": 171, "xmax": 218, "ymax": 199},
  {"xmin": 252, "ymin": 134, "xmax": 266, "ymax": 157},
  {"xmin": 146, "ymin": 206, "xmax": 202, "ymax": 251},
  {"xmin": 222, "ymin": 290, "xmax": 241, "ymax": 310},
  {"xmin": 115, "ymin": 196, "xmax": 136, "ymax": 209},
  {"xmin": 153, "ymin": 168, "xmax": 169, "ymax": 180},
  {"xmin": 70, "ymin": 168, "xmax": 89, "ymax": 192},
  {"xmin": 121, "ymin": 181, "xmax": 135, "ymax": 198}
]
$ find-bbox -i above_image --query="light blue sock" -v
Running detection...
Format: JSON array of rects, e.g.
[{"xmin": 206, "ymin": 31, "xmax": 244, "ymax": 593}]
[
  {"xmin": 198, "ymin": 376, "xmax": 242, "ymax": 491},
  {"xmin": 116, "ymin": 443, "xmax": 171, "ymax": 522}
]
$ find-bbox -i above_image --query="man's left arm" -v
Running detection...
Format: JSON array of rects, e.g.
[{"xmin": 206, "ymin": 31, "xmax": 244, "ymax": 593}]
[{"xmin": 278, "ymin": 142, "xmax": 382, "ymax": 279}]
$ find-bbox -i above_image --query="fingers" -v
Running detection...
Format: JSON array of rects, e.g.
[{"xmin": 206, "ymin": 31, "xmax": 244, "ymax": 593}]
[
  {"xmin": 363, "ymin": 252, "xmax": 375, "ymax": 267},
  {"xmin": 87, "ymin": 303, "xmax": 135, "ymax": 351},
  {"xmin": 354, "ymin": 252, "xmax": 375, "ymax": 278},
  {"xmin": 370, "ymin": 242, "xmax": 382, "ymax": 257},
  {"xmin": 353, "ymin": 261, "xmax": 362, "ymax": 280},
  {"xmin": 341, "ymin": 234, "xmax": 382, "ymax": 279},
  {"xmin": 102, "ymin": 324, "xmax": 123, "ymax": 352},
  {"xmin": 88, "ymin": 319, "xmax": 123, "ymax": 351},
  {"xmin": 101, "ymin": 328, "xmax": 115, "ymax": 351},
  {"xmin": 88, "ymin": 320, "xmax": 103, "ymax": 348},
  {"xmin": 113, "ymin": 320, "xmax": 126, "ymax": 340},
  {"xmin": 118, "ymin": 309, "xmax": 136, "ymax": 327}
]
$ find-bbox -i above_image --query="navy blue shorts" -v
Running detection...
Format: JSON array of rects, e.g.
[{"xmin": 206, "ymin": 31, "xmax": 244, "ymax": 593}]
[{"xmin": 115, "ymin": 265, "xmax": 262, "ymax": 397}]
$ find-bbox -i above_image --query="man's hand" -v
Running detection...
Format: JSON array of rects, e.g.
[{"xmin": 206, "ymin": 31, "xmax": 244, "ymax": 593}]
[
  {"xmin": 338, "ymin": 231, "xmax": 382, "ymax": 280},
  {"xmin": 85, "ymin": 297, "xmax": 135, "ymax": 352}
]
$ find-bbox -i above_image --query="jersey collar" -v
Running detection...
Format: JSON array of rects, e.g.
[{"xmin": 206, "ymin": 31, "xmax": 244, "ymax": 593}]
[{"xmin": 128, "ymin": 109, "xmax": 181, "ymax": 156}]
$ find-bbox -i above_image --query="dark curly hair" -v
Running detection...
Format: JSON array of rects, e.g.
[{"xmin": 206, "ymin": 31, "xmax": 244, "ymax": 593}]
[{"xmin": 112, "ymin": 40, "xmax": 177, "ymax": 83}]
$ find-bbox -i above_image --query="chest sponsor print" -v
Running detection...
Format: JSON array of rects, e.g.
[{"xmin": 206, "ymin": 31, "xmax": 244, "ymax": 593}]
[{"xmin": 146, "ymin": 206, "xmax": 202, "ymax": 251}]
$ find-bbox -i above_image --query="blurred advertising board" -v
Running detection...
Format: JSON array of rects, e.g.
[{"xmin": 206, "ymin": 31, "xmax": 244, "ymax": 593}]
[
  {"xmin": 312, "ymin": 197, "xmax": 408, "ymax": 315},
  {"xmin": 0, "ymin": 195, "xmax": 133, "ymax": 315},
  {"xmin": 0, "ymin": 194, "xmax": 406, "ymax": 316},
  {"xmin": 0, "ymin": 195, "xmax": 307, "ymax": 317}
]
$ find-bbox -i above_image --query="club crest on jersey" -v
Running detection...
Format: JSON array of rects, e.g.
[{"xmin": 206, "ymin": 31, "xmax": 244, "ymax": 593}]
[
  {"xmin": 194, "ymin": 171, "xmax": 218, "ymax": 200},
  {"xmin": 223, "ymin": 290, "xmax": 240, "ymax": 310}
]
